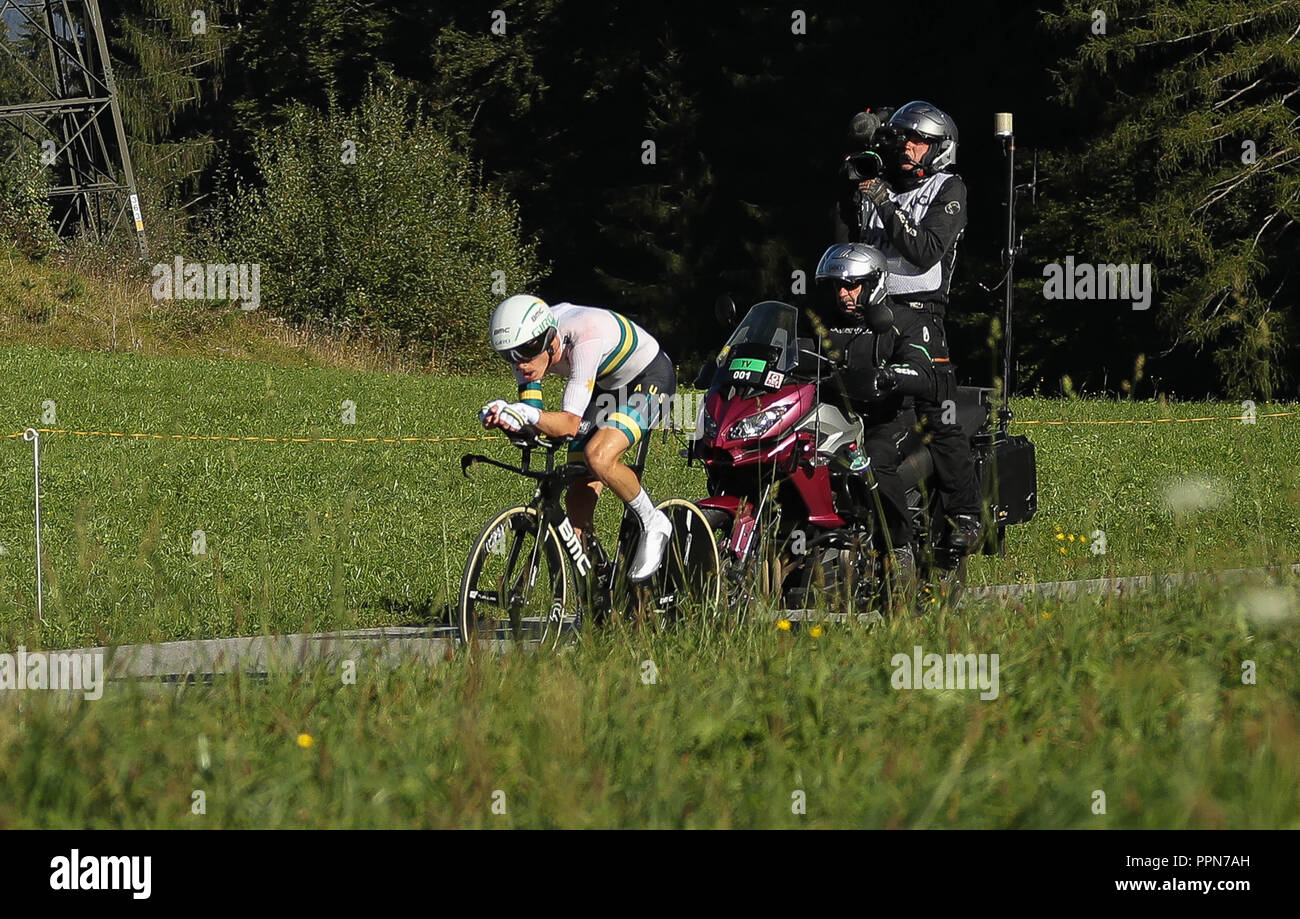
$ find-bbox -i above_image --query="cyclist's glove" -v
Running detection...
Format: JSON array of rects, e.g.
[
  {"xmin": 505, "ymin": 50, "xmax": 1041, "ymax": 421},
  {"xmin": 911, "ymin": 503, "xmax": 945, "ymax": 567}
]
[
  {"xmin": 496, "ymin": 402, "xmax": 541, "ymax": 432},
  {"xmin": 478, "ymin": 399, "xmax": 508, "ymax": 426}
]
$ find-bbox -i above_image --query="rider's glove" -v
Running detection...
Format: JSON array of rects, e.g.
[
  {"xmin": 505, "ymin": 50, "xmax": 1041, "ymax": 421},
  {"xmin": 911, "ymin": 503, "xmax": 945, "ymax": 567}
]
[
  {"xmin": 865, "ymin": 366, "xmax": 898, "ymax": 401},
  {"xmin": 478, "ymin": 399, "xmax": 508, "ymax": 426},
  {"xmin": 859, "ymin": 177, "xmax": 893, "ymax": 209},
  {"xmin": 496, "ymin": 402, "xmax": 541, "ymax": 433}
]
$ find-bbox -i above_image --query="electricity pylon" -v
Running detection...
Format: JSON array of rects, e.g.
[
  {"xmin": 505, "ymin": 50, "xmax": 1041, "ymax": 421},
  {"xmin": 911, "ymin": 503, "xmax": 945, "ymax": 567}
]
[{"xmin": 0, "ymin": 0, "xmax": 147, "ymax": 256}]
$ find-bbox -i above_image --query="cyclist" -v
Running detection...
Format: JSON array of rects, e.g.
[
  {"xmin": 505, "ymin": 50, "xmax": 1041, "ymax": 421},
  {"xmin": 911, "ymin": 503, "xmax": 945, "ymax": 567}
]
[{"xmin": 479, "ymin": 294, "xmax": 677, "ymax": 582}]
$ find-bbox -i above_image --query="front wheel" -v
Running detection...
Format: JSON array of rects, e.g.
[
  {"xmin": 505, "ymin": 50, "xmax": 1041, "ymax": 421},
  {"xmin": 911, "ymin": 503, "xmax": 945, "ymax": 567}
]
[
  {"xmin": 458, "ymin": 506, "xmax": 570, "ymax": 650},
  {"xmin": 790, "ymin": 527, "xmax": 883, "ymax": 620}
]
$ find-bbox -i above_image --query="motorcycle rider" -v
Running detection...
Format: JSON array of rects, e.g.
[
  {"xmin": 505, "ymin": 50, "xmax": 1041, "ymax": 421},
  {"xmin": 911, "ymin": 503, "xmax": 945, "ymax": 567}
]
[
  {"xmin": 812, "ymin": 243, "xmax": 936, "ymax": 593},
  {"xmin": 478, "ymin": 294, "xmax": 676, "ymax": 582},
  {"xmin": 833, "ymin": 101, "xmax": 983, "ymax": 552}
]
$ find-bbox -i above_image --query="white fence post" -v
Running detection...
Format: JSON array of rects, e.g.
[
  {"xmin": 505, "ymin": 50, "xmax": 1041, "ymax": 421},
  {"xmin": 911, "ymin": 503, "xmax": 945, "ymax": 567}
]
[{"xmin": 23, "ymin": 428, "xmax": 42, "ymax": 623}]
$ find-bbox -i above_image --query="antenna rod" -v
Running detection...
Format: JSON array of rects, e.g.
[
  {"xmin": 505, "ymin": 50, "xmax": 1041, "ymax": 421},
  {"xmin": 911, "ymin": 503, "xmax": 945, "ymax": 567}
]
[{"xmin": 994, "ymin": 112, "xmax": 1016, "ymax": 430}]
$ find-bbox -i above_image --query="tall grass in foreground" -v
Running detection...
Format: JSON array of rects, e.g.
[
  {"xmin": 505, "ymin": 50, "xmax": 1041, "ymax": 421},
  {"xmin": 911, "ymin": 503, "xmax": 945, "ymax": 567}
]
[{"xmin": 1, "ymin": 577, "xmax": 1296, "ymax": 829}]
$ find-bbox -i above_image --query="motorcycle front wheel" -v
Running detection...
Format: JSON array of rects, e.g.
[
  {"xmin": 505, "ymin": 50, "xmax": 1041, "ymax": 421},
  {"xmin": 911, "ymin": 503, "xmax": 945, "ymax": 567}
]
[{"xmin": 787, "ymin": 527, "xmax": 884, "ymax": 620}]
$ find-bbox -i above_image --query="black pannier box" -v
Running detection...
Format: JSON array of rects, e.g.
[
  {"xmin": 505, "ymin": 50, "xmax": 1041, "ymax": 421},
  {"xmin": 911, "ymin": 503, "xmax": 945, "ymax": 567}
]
[{"xmin": 978, "ymin": 434, "xmax": 1038, "ymax": 526}]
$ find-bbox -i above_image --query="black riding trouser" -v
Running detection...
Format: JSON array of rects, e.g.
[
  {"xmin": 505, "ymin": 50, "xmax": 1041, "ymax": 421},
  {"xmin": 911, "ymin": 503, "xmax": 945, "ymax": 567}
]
[
  {"xmin": 904, "ymin": 308, "xmax": 981, "ymax": 519},
  {"xmin": 861, "ymin": 414, "xmax": 912, "ymax": 550}
]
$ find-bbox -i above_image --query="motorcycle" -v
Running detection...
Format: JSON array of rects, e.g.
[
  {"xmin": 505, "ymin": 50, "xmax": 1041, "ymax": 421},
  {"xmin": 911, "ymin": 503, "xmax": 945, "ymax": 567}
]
[{"xmin": 684, "ymin": 297, "xmax": 1037, "ymax": 616}]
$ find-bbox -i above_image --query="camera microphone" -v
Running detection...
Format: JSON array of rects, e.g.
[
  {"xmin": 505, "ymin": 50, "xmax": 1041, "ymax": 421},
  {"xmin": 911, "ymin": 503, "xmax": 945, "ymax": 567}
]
[{"xmin": 848, "ymin": 111, "xmax": 882, "ymax": 146}]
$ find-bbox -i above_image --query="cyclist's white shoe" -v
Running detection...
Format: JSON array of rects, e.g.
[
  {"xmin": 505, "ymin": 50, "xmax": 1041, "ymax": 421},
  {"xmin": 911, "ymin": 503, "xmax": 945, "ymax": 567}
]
[{"xmin": 628, "ymin": 510, "xmax": 672, "ymax": 582}]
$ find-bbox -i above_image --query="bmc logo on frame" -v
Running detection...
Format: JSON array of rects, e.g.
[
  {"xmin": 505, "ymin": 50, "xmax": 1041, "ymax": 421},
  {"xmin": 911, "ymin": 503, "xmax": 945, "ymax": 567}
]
[{"xmin": 557, "ymin": 518, "xmax": 590, "ymax": 576}]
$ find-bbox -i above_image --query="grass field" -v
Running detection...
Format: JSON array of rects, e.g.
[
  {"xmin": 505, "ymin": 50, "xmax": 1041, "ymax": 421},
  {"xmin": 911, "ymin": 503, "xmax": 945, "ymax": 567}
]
[
  {"xmin": 0, "ymin": 341, "xmax": 1297, "ymax": 651},
  {"xmin": 1, "ymin": 251, "xmax": 1298, "ymax": 828}
]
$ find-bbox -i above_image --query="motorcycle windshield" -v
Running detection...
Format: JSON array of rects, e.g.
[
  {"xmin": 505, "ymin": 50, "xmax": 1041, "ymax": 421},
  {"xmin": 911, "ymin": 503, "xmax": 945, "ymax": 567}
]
[{"xmin": 719, "ymin": 301, "xmax": 800, "ymax": 377}]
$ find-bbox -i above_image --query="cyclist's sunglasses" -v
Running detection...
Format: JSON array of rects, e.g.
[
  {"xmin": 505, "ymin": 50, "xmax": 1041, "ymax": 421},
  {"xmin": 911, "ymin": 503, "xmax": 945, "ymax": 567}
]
[{"xmin": 498, "ymin": 326, "xmax": 557, "ymax": 364}]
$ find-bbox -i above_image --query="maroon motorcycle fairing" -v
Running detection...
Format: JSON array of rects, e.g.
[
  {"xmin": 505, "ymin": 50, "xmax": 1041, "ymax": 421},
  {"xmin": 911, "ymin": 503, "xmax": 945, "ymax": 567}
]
[
  {"xmin": 702, "ymin": 383, "xmax": 814, "ymax": 463},
  {"xmin": 696, "ymin": 376, "xmax": 852, "ymax": 561}
]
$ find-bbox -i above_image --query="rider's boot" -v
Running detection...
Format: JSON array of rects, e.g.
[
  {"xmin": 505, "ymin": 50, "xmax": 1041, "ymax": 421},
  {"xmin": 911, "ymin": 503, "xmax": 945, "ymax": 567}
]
[
  {"xmin": 947, "ymin": 513, "xmax": 982, "ymax": 551},
  {"xmin": 627, "ymin": 490, "xmax": 672, "ymax": 582}
]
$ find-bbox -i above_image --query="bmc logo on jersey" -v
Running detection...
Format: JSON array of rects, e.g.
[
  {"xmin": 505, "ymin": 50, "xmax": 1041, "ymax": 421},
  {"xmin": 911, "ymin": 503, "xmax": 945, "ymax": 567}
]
[{"xmin": 557, "ymin": 518, "xmax": 591, "ymax": 576}]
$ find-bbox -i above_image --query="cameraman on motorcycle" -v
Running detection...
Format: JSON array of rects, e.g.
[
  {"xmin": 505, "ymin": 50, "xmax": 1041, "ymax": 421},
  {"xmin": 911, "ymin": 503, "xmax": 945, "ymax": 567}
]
[
  {"xmin": 832, "ymin": 101, "xmax": 983, "ymax": 554},
  {"xmin": 812, "ymin": 243, "xmax": 935, "ymax": 594}
]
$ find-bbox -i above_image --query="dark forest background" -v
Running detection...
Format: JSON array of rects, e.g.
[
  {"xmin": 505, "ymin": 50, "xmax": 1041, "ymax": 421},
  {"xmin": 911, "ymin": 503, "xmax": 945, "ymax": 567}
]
[{"xmin": 3, "ymin": 1, "xmax": 1297, "ymax": 397}]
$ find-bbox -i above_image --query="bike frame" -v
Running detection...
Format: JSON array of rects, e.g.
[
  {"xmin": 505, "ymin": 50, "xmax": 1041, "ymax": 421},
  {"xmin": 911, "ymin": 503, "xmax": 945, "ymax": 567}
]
[{"xmin": 462, "ymin": 430, "xmax": 655, "ymax": 626}]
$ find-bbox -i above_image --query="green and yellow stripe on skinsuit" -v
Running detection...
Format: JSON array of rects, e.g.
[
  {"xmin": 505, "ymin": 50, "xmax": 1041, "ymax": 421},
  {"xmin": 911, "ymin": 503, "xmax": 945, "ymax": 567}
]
[
  {"xmin": 606, "ymin": 409, "xmax": 645, "ymax": 449},
  {"xmin": 597, "ymin": 312, "xmax": 639, "ymax": 380},
  {"xmin": 567, "ymin": 403, "xmax": 649, "ymax": 463},
  {"xmin": 518, "ymin": 381, "xmax": 543, "ymax": 409}
]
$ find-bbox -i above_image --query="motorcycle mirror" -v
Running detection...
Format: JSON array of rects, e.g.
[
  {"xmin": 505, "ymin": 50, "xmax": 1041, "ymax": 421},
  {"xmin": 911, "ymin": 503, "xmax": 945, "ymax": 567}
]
[
  {"xmin": 714, "ymin": 294, "xmax": 737, "ymax": 328},
  {"xmin": 865, "ymin": 302, "xmax": 894, "ymax": 334}
]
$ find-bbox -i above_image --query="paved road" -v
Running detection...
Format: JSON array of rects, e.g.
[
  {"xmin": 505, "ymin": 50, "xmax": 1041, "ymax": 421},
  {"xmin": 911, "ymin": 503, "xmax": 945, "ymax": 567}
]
[{"xmin": 21, "ymin": 562, "xmax": 1300, "ymax": 685}]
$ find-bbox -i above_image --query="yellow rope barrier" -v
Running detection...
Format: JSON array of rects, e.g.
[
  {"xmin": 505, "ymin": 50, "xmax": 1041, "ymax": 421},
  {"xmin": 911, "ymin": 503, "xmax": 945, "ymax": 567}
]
[
  {"xmin": 2, "ymin": 428, "xmax": 505, "ymax": 444},
  {"xmin": 1012, "ymin": 411, "xmax": 1297, "ymax": 426}
]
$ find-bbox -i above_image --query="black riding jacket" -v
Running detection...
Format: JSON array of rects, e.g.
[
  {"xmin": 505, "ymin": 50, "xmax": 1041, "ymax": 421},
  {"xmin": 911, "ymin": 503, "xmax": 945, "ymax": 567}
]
[
  {"xmin": 833, "ymin": 171, "xmax": 967, "ymax": 316},
  {"xmin": 815, "ymin": 306, "xmax": 936, "ymax": 425}
]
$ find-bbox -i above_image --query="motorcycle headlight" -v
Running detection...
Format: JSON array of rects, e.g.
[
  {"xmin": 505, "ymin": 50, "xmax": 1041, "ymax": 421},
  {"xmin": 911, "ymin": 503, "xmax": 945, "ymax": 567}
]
[
  {"xmin": 700, "ymin": 407, "xmax": 719, "ymax": 440},
  {"xmin": 726, "ymin": 404, "xmax": 791, "ymax": 440}
]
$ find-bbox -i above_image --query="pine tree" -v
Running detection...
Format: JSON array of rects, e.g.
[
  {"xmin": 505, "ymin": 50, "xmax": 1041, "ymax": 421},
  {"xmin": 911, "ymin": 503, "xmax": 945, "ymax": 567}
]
[
  {"xmin": 1035, "ymin": 0, "xmax": 1300, "ymax": 398},
  {"xmin": 106, "ymin": 0, "xmax": 231, "ymax": 249}
]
